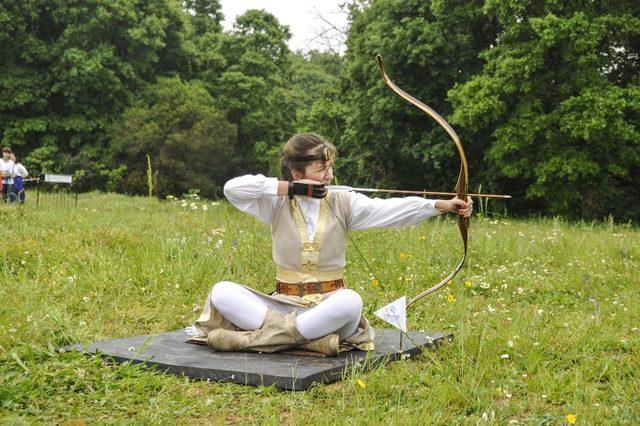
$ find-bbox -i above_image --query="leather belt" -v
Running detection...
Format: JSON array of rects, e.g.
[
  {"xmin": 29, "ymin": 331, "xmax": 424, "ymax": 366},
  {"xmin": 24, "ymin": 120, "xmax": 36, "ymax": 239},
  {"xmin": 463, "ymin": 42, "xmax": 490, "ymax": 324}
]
[{"xmin": 276, "ymin": 279, "xmax": 344, "ymax": 296}]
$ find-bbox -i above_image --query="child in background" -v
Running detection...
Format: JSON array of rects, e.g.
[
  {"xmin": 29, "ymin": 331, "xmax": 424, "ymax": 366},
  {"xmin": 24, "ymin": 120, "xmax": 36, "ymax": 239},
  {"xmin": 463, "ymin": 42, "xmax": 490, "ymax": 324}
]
[
  {"xmin": 0, "ymin": 147, "xmax": 15, "ymax": 202},
  {"xmin": 10, "ymin": 153, "xmax": 28, "ymax": 204}
]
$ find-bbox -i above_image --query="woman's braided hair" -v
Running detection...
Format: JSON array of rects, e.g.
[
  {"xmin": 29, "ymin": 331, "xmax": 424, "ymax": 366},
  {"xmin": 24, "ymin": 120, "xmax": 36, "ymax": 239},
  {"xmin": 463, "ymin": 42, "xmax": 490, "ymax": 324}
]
[{"xmin": 279, "ymin": 133, "xmax": 336, "ymax": 182}]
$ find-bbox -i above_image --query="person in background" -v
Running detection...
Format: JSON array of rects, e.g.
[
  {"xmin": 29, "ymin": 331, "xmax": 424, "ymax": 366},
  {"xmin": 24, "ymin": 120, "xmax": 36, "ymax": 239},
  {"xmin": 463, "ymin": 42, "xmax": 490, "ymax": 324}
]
[
  {"xmin": 0, "ymin": 147, "xmax": 15, "ymax": 202},
  {"xmin": 10, "ymin": 153, "xmax": 28, "ymax": 204}
]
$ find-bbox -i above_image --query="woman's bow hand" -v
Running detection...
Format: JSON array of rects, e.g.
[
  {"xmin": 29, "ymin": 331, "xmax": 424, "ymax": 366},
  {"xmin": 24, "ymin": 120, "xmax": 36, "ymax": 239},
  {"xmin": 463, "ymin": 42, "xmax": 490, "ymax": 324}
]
[{"xmin": 436, "ymin": 196, "xmax": 473, "ymax": 217}]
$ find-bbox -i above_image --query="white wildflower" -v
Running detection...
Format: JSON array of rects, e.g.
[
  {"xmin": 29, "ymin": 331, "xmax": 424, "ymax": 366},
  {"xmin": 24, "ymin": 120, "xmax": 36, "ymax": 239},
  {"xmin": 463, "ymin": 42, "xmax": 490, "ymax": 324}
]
[{"xmin": 500, "ymin": 353, "xmax": 509, "ymax": 359}]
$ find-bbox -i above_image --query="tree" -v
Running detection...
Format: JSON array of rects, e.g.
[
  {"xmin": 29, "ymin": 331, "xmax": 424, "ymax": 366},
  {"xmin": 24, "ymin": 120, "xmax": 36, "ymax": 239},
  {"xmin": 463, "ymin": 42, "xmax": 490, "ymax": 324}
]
[
  {"xmin": 338, "ymin": 0, "xmax": 498, "ymax": 191},
  {"xmin": 290, "ymin": 51, "xmax": 348, "ymax": 154},
  {"xmin": 111, "ymin": 77, "xmax": 236, "ymax": 198},
  {"xmin": 0, "ymin": 0, "xmax": 195, "ymax": 186},
  {"xmin": 183, "ymin": 0, "xmax": 223, "ymax": 35},
  {"xmin": 202, "ymin": 10, "xmax": 295, "ymax": 174},
  {"xmin": 449, "ymin": 1, "xmax": 640, "ymax": 219}
]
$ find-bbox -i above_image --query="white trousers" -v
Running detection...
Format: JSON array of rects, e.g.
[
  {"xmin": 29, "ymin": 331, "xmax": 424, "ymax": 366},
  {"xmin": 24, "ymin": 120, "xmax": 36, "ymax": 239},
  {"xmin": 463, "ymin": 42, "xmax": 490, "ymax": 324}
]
[{"xmin": 209, "ymin": 281, "xmax": 363, "ymax": 341}]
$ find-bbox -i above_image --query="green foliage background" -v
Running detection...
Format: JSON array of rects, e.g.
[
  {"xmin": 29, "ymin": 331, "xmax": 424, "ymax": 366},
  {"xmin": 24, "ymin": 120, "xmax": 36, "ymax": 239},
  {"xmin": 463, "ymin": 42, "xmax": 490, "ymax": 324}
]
[{"xmin": 1, "ymin": 0, "xmax": 639, "ymax": 220}]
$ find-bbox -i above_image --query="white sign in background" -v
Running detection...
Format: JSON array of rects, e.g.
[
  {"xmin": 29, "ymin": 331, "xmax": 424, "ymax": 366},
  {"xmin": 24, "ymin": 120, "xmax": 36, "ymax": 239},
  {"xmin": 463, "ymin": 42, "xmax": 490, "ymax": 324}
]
[{"xmin": 43, "ymin": 174, "xmax": 73, "ymax": 184}]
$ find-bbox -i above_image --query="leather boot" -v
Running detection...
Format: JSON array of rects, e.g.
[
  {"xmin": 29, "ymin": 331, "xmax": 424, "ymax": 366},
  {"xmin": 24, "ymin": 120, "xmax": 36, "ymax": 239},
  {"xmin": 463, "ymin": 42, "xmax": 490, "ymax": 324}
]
[
  {"xmin": 294, "ymin": 333, "xmax": 340, "ymax": 356},
  {"xmin": 207, "ymin": 309, "xmax": 307, "ymax": 353}
]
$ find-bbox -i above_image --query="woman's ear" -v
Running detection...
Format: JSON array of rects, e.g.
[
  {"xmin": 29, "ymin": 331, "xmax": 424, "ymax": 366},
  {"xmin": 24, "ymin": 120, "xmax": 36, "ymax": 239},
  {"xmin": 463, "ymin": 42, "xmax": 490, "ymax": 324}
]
[{"xmin": 291, "ymin": 169, "xmax": 303, "ymax": 180}]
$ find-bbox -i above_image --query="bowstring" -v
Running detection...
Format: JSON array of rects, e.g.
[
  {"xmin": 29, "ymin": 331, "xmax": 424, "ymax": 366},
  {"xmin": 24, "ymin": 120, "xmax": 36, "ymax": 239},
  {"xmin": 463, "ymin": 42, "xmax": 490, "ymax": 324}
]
[{"xmin": 320, "ymin": 161, "xmax": 422, "ymax": 350}]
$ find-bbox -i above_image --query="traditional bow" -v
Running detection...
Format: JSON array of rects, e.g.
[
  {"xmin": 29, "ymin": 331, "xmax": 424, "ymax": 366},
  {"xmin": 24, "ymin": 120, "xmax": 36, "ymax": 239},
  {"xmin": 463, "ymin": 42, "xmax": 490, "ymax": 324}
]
[
  {"xmin": 317, "ymin": 55, "xmax": 470, "ymax": 341},
  {"xmin": 374, "ymin": 53, "xmax": 469, "ymax": 309}
]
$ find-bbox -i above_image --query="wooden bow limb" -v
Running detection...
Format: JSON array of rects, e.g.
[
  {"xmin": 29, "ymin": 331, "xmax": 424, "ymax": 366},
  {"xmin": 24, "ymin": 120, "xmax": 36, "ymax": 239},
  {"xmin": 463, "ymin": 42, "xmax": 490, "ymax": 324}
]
[{"xmin": 375, "ymin": 53, "xmax": 469, "ymax": 310}]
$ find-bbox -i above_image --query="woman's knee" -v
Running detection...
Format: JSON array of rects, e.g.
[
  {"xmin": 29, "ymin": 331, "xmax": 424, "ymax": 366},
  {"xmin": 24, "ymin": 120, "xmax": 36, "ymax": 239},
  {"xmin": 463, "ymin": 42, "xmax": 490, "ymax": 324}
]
[
  {"xmin": 209, "ymin": 281, "xmax": 240, "ymax": 308},
  {"xmin": 329, "ymin": 289, "xmax": 363, "ymax": 320}
]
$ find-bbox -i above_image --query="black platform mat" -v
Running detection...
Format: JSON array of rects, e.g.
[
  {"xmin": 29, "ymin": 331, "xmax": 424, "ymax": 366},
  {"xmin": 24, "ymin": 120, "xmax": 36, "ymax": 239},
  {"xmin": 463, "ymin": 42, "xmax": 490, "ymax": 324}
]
[{"xmin": 61, "ymin": 328, "xmax": 452, "ymax": 390}]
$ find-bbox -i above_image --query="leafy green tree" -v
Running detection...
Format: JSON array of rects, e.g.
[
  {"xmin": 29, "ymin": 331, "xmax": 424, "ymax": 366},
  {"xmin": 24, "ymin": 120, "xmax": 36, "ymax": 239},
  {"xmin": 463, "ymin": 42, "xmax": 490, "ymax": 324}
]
[
  {"xmin": 201, "ymin": 10, "xmax": 295, "ymax": 174},
  {"xmin": 111, "ymin": 77, "xmax": 236, "ymax": 198},
  {"xmin": 0, "ymin": 0, "xmax": 194, "ymax": 185},
  {"xmin": 183, "ymin": 0, "xmax": 223, "ymax": 35},
  {"xmin": 449, "ymin": 1, "xmax": 640, "ymax": 219},
  {"xmin": 291, "ymin": 51, "xmax": 348, "ymax": 147},
  {"xmin": 338, "ymin": 0, "xmax": 498, "ymax": 191}
]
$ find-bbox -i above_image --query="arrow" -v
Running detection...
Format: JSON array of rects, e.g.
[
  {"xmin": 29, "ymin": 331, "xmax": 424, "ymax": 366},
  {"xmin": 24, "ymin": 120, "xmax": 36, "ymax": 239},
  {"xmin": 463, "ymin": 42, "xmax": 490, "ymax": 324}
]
[{"xmin": 326, "ymin": 185, "xmax": 511, "ymax": 199}]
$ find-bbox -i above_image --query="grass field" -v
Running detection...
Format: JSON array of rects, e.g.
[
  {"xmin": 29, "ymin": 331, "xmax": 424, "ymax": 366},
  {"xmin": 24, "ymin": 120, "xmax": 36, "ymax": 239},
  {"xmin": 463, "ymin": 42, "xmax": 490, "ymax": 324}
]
[{"xmin": 1, "ymin": 192, "xmax": 638, "ymax": 424}]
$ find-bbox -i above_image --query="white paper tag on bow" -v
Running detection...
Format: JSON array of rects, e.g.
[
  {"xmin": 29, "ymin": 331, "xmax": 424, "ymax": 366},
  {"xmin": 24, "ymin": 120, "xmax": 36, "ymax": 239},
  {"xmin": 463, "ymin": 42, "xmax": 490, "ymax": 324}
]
[{"xmin": 373, "ymin": 295, "xmax": 407, "ymax": 332}]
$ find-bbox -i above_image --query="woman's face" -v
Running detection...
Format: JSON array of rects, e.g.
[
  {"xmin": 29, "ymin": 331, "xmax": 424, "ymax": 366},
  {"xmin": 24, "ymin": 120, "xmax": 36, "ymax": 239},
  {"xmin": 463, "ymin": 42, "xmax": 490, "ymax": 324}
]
[{"xmin": 298, "ymin": 160, "xmax": 334, "ymax": 184}]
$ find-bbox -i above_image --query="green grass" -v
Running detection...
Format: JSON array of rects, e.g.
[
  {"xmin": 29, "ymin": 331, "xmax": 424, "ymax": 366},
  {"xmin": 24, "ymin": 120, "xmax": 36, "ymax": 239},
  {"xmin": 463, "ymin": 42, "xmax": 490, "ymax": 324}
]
[{"xmin": 1, "ymin": 192, "xmax": 638, "ymax": 424}]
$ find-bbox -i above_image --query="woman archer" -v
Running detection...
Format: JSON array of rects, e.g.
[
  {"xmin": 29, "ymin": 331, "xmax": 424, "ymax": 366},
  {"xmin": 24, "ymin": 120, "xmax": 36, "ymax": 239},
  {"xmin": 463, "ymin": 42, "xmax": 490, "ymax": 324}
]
[{"xmin": 187, "ymin": 133, "xmax": 472, "ymax": 356}]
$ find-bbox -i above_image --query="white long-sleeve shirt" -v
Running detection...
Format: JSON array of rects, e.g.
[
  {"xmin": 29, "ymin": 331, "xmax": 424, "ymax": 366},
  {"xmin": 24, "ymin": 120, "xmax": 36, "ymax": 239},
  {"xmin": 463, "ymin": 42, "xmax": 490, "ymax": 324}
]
[
  {"xmin": 13, "ymin": 163, "xmax": 28, "ymax": 178},
  {"xmin": 0, "ymin": 159, "xmax": 14, "ymax": 185},
  {"xmin": 224, "ymin": 174, "xmax": 441, "ymax": 241}
]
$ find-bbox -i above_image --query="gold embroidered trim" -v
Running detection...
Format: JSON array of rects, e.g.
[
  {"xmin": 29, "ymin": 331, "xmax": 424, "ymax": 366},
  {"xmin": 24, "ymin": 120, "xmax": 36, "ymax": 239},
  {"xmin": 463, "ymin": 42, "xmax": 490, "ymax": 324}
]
[{"xmin": 290, "ymin": 193, "xmax": 331, "ymax": 273}]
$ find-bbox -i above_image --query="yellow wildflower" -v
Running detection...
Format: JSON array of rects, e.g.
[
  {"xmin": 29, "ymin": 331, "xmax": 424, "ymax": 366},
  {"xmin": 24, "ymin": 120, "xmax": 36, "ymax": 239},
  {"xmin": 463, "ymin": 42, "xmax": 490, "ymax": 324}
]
[
  {"xmin": 446, "ymin": 294, "xmax": 455, "ymax": 302},
  {"xmin": 399, "ymin": 252, "xmax": 407, "ymax": 260},
  {"xmin": 418, "ymin": 236, "xmax": 426, "ymax": 241},
  {"xmin": 464, "ymin": 280, "xmax": 472, "ymax": 288},
  {"xmin": 372, "ymin": 279, "xmax": 380, "ymax": 287},
  {"xmin": 356, "ymin": 379, "xmax": 366, "ymax": 389},
  {"xmin": 566, "ymin": 414, "xmax": 577, "ymax": 424}
]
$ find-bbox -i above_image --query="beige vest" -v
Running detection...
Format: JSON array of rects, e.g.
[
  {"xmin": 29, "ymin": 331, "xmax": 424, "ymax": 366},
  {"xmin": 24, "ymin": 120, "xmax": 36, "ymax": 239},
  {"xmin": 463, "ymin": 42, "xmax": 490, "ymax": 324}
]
[
  {"xmin": 189, "ymin": 191, "xmax": 375, "ymax": 352},
  {"xmin": 271, "ymin": 192, "xmax": 351, "ymax": 284}
]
